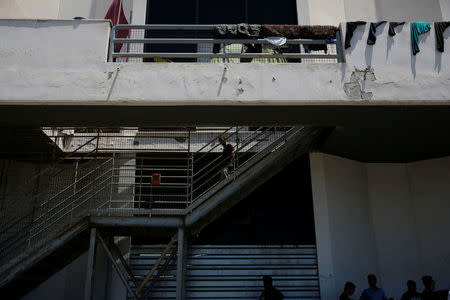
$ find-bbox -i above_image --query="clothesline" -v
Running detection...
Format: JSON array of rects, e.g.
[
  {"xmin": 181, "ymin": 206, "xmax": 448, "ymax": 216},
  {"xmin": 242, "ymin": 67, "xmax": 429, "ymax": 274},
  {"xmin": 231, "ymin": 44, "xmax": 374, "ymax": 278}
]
[{"xmin": 344, "ymin": 21, "xmax": 450, "ymax": 55}]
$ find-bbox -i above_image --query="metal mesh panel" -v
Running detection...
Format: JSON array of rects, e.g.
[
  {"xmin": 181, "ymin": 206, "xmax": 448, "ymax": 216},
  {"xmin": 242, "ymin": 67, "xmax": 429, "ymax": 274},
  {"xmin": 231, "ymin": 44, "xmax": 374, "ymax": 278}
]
[{"xmin": 126, "ymin": 28, "xmax": 146, "ymax": 63}]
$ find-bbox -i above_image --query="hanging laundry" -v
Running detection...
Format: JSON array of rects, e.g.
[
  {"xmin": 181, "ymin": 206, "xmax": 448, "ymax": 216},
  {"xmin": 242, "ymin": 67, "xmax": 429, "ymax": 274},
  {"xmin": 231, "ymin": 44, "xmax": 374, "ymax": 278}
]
[
  {"xmin": 214, "ymin": 24, "xmax": 261, "ymax": 38},
  {"xmin": 435, "ymin": 22, "xmax": 450, "ymax": 52},
  {"xmin": 367, "ymin": 21, "xmax": 386, "ymax": 45},
  {"xmin": 411, "ymin": 22, "xmax": 431, "ymax": 55},
  {"xmin": 240, "ymin": 44, "xmax": 262, "ymax": 63},
  {"xmin": 105, "ymin": 0, "xmax": 130, "ymax": 53},
  {"xmin": 345, "ymin": 21, "xmax": 367, "ymax": 49},
  {"xmin": 213, "ymin": 24, "xmax": 261, "ymax": 53},
  {"xmin": 264, "ymin": 37, "xmax": 287, "ymax": 47},
  {"xmin": 388, "ymin": 22, "xmax": 405, "ymax": 36},
  {"xmin": 261, "ymin": 25, "xmax": 338, "ymax": 39}
]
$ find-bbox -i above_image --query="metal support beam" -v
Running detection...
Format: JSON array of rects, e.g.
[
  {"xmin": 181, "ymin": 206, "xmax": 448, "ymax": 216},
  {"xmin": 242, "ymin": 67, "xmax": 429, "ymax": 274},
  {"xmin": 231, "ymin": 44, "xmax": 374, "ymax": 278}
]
[
  {"xmin": 176, "ymin": 227, "xmax": 187, "ymax": 300},
  {"xmin": 89, "ymin": 216, "xmax": 184, "ymax": 228},
  {"xmin": 109, "ymin": 240, "xmax": 139, "ymax": 290},
  {"xmin": 140, "ymin": 247, "xmax": 177, "ymax": 299},
  {"xmin": 84, "ymin": 228, "xmax": 96, "ymax": 300},
  {"xmin": 137, "ymin": 233, "xmax": 178, "ymax": 296},
  {"xmin": 97, "ymin": 233, "xmax": 138, "ymax": 300}
]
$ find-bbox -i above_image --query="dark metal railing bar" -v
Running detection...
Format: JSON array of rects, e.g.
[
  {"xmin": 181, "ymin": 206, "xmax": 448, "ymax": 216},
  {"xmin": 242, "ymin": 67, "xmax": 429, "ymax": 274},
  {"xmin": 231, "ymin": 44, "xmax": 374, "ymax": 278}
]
[
  {"xmin": 193, "ymin": 127, "xmax": 267, "ymax": 182},
  {"xmin": 190, "ymin": 127, "xmax": 272, "ymax": 196},
  {"xmin": 30, "ymin": 172, "xmax": 113, "ymax": 234},
  {"xmin": 36, "ymin": 158, "xmax": 113, "ymax": 209},
  {"xmin": 193, "ymin": 127, "xmax": 245, "ymax": 165},
  {"xmin": 114, "ymin": 38, "xmax": 328, "ymax": 45},
  {"xmin": 32, "ymin": 167, "xmax": 113, "ymax": 223},
  {"xmin": 113, "ymin": 53, "xmax": 338, "ymax": 59},
  {"xmin": 115, "ymin": 24, "xmax": 215, "ymax": 30},
  {"xmin": 194, "ymin": 127, "xmax": 233, "ymax": 154}
]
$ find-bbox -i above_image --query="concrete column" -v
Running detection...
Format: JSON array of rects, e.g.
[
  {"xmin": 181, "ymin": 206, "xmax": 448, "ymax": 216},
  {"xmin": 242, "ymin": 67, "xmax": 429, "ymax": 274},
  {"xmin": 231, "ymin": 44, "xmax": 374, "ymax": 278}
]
[
  {"xmin": 309, "ymin": 153, "xmax": 336, "ymax": 299},
  {"xmin": 296, "ymin": 0, "xmax": 311, "ymax": 25},
  {"xmin": 176, "ymin": 227, "xmax": 187, "ymax": 300}
]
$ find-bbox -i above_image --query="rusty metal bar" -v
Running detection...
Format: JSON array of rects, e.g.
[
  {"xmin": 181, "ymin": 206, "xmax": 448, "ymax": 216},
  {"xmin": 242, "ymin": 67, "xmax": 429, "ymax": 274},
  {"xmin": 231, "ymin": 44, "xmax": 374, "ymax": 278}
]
[{"xmin": 136, "ymin": 233, "xmax": 178, "ymax": 295}]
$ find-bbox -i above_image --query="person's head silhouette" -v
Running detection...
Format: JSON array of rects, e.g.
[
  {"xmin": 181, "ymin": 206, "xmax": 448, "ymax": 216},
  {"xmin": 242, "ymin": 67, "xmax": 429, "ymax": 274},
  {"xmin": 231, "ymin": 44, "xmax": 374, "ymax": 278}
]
[
  {"xmin": 263, "ymin": 275, "xmax": 273, "ymax": 289},
  {"xmin": 407, "ymin": 280, "xmax": 417, "ymax": 292}
]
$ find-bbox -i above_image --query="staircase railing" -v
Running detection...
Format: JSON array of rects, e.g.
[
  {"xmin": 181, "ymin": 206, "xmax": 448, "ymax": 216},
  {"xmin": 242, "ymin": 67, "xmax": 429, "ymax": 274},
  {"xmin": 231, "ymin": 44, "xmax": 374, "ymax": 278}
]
[
  {"xmin": 0, "ymin": 126, "xmax": 304, "ymax": 284},
  {"xmin": 0, "ymin": 157, "xmax": 115, "ymax": 272}
]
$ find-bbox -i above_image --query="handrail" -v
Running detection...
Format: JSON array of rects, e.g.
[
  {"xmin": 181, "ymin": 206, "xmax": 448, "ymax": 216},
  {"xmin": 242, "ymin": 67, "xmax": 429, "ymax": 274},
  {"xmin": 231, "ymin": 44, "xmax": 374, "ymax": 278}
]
[
  {"xmin": 190, "ymin": 127, "xmax": 284, "ymax": 199},
  {"xmin": 109, "ymin": 24, "xmax": 343, "ymax": 62},
  {"xmin": 185, "ymin": 126, "xmax": 304, "ymax": 213},
  {"xmin": 192, "ymin": 127, "xmax": 269, "ymax": 184},
  {"xmin": 0, "ymin": 158, "xmax": 111, "ymax": 237},
  {"xmin": 114, "ymin": 38, "xmax": 329, "ymax": 45},
  {"xmin": 36, "ymin": 158, "xmax": 113, "ymax": 210}
]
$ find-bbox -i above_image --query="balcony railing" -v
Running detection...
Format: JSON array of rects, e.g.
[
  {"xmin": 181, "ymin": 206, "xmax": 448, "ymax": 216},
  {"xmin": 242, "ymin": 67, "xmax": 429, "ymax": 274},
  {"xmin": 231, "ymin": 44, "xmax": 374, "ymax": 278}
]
[{"xmin": 109, "ymin": 24, "xmax": 344, "ymax": 63}]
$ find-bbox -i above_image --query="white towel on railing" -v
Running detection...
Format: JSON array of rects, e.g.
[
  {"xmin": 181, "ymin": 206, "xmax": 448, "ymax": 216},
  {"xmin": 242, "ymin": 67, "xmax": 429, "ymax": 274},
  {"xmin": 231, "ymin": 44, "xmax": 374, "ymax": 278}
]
[{"xmin": 264, "ymin": 37, "xmax": 287, "ymax": 47}]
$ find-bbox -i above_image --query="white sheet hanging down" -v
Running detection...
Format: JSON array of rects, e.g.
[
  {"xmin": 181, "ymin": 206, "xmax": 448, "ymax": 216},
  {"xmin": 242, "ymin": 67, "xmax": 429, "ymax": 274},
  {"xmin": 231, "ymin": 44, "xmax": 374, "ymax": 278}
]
[{"xmin": 264, "ymin": 36, "xmax": 287, "ymax": 47}]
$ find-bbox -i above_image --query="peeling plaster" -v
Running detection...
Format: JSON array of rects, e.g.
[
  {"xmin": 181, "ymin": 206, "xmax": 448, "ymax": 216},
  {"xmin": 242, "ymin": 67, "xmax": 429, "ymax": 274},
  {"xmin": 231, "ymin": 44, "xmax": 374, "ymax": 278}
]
[{"xmin": 344, "ymin": 67, "xmax": 376, "ymax": 101}]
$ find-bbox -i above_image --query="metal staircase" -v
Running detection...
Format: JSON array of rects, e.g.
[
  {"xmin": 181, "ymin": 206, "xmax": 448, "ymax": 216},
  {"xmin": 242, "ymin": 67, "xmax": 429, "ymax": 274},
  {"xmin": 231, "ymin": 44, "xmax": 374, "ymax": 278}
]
[{"xmin": 0, "ymin": 126, "xmax": 327, "ymax": 299}]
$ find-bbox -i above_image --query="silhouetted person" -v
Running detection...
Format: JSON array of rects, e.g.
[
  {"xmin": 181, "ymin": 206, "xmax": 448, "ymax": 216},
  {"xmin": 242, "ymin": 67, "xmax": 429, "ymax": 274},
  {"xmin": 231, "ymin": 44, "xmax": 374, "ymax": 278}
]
[
  {"xmin": 260, "ymin": 275, "xmax": 284, "ymax": 300},
  {"xmin": 401, "ymin": 280, "xmax": 422, "ymax": 300},
  {"xmin": 360, "ymin": 274, "xmax": 389, "ymax": 300},
  {"xmin": 218, "ymin": 137, "xmax": 235, "ymax": 178},
  {"xmin": 340, "ymin": 282, "xmax": 356, "ymax": 300}
]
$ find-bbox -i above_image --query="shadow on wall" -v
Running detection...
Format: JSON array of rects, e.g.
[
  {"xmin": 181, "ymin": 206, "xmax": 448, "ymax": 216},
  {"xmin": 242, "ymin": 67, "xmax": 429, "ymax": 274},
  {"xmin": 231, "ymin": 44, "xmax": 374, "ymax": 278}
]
[
  {"xmin": 386, "ymin": 25, "xmax": 405, "ymax": 59},
  {"xmin": 365, "ymin": 22, "xmax": 387, "ymax": 66},
  {"xmin": 411, "ymin": 30, "xmax": 431, "ymax": 79}
]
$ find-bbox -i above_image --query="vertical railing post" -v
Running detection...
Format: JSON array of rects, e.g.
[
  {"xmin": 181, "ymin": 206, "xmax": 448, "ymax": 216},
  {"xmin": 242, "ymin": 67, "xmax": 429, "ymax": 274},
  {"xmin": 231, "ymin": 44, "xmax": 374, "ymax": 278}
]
[
  {"xmin": 109, "ymin": 26, "xmax": 116, "ymax": 62},
  {"xmin": 186, "ymin": 129, "xmax": 191, "ymax": 208},
  {"xmin": 108, "ymin": 154, "xmax": 115, "ymax": 216},
  {"xmin": 335, "ymin": 26, "xmax": 345, "ymax": 63},
  {"xmin": 176, "ymin": 227, "xmax": 187, "ymax": 300},
  {"xmin": 138, "ymin": 157, "xmax": 143, "ymax": 209},
  {"xmin": 235, "ymin": 126, "xmax": 239, "ymax": 170},
  {"xmin": 189, "ymin": 155, "xmax": 194, "ymax": 206},
  {"xmin": 84, "ymin": 228, "xmax": 97, "ymax": 300},
  {"xmin": 70, "ymin": 159, "xmax": 79, "ymax": 226}
]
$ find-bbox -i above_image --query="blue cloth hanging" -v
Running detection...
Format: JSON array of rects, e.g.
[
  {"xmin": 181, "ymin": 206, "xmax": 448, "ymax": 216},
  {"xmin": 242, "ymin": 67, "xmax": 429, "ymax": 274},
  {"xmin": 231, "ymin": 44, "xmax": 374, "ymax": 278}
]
[{"xmin": 411, "ymin": 22, "xmax": 431, "ymax": 55}]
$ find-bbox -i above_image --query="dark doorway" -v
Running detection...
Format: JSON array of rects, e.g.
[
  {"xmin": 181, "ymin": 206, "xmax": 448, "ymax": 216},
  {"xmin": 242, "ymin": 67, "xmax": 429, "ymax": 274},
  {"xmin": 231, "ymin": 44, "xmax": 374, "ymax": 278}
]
[{"xmin": 144, "ymin": 0, "xmax": 298, "ymax": 62}]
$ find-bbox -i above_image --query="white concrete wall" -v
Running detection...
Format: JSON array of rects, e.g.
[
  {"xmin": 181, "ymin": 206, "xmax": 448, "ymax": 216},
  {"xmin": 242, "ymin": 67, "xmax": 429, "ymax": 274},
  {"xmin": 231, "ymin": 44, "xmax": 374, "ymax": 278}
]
[
  {"xmin": 58, "ymin": 0, "xmax": 133, "ymax": 21},
  {"xmin": 0, "ymin": 0, "xmax": 60, "ymax": 19},
  {"xmin": 0, "ymin": 19, "xmax": 110, "ymax": 68},
  {"xmin": 310, "ymin": 153, "xmax": 450, "ymax": 300},
  {"xmin": 310, "ymin": 154, "xmax": 379, "ymax": 299},
  {"xmin": 301, "ymin": 0, "xmax": 444, "ymax": 25},
  {"xmin": 0, "ymin": 0, "xmax": 133, "ymax": 21},
  {"xmin": 1, "ymin": 19, "xmax": 450, "ymax": 105}
]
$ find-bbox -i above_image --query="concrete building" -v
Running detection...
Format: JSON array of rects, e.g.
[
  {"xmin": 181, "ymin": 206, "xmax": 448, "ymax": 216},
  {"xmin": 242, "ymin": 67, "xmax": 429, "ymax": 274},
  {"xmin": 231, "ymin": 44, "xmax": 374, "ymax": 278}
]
[{"xmin": 0, "ymin": 0, "xmax": 449, "ymax": 299}]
